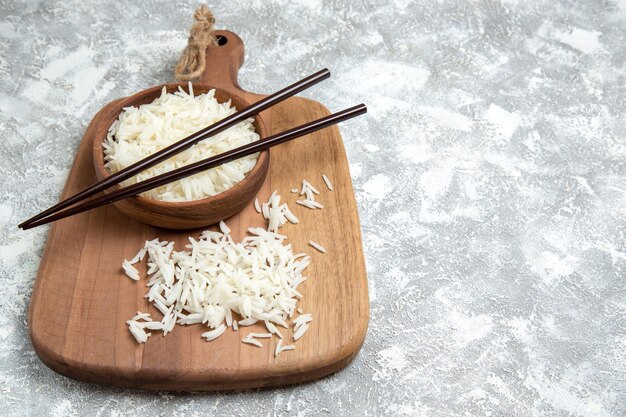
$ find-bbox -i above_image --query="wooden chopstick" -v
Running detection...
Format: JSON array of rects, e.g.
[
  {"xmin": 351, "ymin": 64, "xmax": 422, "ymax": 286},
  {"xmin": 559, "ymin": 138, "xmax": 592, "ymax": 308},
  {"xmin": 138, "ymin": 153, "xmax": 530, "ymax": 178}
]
[
  {"xmin": 18, "ymin": 68, "xmax": 331, "ymax": 229},
  {"xmin": 21, "ymin": 104, "xmax": 367, "ymax": 230}
]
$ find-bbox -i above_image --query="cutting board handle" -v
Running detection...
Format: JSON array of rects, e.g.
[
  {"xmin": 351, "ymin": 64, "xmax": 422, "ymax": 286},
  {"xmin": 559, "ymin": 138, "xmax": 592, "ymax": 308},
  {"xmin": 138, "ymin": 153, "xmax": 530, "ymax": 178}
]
[{"xmin": 200, "ymin": 30, "xmax": 245, "ymax": 94}]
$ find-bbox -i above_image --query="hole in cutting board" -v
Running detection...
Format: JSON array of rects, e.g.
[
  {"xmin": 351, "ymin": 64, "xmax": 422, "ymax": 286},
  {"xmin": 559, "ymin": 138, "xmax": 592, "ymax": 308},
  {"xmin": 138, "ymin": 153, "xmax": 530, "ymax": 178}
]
[{"xmin": 216, "ymin": 35, "xmax": 228, "ymax": 46}]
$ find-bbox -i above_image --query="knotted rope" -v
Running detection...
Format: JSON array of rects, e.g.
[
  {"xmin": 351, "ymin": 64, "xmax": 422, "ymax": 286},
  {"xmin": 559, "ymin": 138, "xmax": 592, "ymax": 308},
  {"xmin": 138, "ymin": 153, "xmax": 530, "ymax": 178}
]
[{"xmin": 174, "ymin": 5, "xmax": 217, "ymax": 81}]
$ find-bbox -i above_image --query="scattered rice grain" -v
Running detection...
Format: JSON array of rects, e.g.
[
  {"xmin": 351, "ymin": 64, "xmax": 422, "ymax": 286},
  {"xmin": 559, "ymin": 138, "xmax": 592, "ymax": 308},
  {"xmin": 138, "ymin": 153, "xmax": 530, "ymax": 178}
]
[
  {"xmin": 308, "ymin": 241, "xmax": 326, "ymax": 253},
  {"xmin": 242, "ymin": 337, "xmax": 263, "ymax": 348},
  {"xmin": 322, "ymin": 174, "xmax": 333, "ymax": 191}
]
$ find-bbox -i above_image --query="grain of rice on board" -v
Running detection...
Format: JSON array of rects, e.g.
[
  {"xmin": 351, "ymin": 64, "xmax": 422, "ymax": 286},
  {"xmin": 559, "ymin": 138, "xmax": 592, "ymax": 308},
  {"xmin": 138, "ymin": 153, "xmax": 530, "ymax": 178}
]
[
  {"xmin": 103, "ymin": 83, "xmax": 260, "ymax": 202},
  {"xmin": 121, "ymin": 176, "xmax": 335, "ymax": 352},
  {"xmin": 124, "ymin": 221, "xmax": 312, "ymax": 351}
]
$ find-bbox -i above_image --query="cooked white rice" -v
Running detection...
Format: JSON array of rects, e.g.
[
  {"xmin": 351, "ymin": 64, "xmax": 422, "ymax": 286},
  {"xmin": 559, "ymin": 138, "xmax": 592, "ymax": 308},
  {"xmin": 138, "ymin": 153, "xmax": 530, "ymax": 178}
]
[
  {"xmin": 302, "ymin": 180, "xmax": 319, "ymax": 195},
  {"xmin": 122, "ymin": 188, "xmax": 323, "ymax": 351},
  {"xmin": 296, "ymin": 200, "xmax": 317, "ymax": 209},
  {"xmin": 132, "ymin": 312, "xmax": 152, "ymax": 321},
  {"xmin": 202, "ymin": 324, "xmax": 227, "ymax": 341},
  {"xmin": 218, "ymin": 220, "xmax": 230, "ymax": 234},
  {"xmin": 265, "ymin": 320, "xmax": 283, "ymax": 339},
  {"xmin": 322, "ymin": 174, "xmax": 333, "ymax": 191},
  {"xmin": 275, "ymin": 339, "xmax": 283, "ymax": 357},
  {"xmin": 238, "ymin": 317, "xmax": 259, "ymax": 326},
  {"xmin": 128, "ymin": 321, "xmax": 150, "ymax": 343},
  {"xmin": 242, "ymin": 337, "xmax": 263, "ymax": 348},
  {"xmin": 293, "ymin": 323, "xmax": 309, "ymax": 341},
  {"xmin": 248, "ymin": 332, "xmax": 272, "ymax": 338},
  {"xmin": 274, "ymin": 339, "xmax": 296, "ymax": 356},
  {"xmin": 127, "ymin": 313, "xmax": 155, "ymax": 343},
  {"xmin": 296, "ymin": 179, "xmax": 323, "ymax": 210},
  {"xmin": 122, "ymin": 260, "xmax": 140, "ymax": 280},
  {"xmin": 123, "ymin": 223, "xmax": 313, "ymax": 347},
  {"xmin": 259, "ymin": 191, "xmax": 298, "ymax": 231},
  {"xmin": 294, "ymin": 313, "xmax": 313, "ymax": 327},
  {"xmin": 308, "ymin": 240, "xmax": 326, "ymax": 253},
  {"xmin": 103, "ymin": 83, "xmax": 260, "ymax": 202}
]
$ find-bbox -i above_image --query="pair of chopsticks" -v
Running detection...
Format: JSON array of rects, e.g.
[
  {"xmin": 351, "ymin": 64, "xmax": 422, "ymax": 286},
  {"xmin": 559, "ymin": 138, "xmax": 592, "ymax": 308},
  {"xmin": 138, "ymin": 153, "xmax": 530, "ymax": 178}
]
[{"xmin": 19, "ymin": 68, "xmax": 366, "ymax": 230}]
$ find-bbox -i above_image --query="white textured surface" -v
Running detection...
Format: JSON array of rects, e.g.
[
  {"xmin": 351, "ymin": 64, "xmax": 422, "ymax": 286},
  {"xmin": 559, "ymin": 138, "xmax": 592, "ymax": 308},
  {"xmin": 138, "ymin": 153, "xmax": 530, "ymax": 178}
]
[{"xmin": 1, "ymin": 1, "xmax": 626, "ymax": 415}]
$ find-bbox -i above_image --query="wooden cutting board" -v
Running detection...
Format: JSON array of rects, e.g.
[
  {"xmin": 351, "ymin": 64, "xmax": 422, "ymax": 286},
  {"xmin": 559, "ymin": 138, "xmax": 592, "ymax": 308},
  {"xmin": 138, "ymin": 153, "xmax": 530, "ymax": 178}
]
[{"xmin": 28, "ymin": 31, "xmax": 369, "ymax": 391}]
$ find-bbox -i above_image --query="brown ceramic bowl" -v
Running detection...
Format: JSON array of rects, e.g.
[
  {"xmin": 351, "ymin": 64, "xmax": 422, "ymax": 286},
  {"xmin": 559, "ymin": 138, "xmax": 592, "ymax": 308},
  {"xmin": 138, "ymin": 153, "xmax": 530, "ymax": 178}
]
[{"xmin": 92, "ymin": 82, "xmax": 269, "ymax": 229}]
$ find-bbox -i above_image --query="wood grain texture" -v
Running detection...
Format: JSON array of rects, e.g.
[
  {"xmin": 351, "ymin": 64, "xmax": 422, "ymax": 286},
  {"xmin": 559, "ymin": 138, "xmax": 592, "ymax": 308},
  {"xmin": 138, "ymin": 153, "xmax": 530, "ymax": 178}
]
[{"xmin": 28, "ymin": 30, "xmax": 369, "ymax": 391}]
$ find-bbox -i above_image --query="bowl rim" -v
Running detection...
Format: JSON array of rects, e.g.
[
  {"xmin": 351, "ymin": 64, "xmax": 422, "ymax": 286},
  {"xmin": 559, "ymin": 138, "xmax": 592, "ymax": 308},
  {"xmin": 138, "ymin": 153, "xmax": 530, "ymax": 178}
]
[{"xmin": 92, "ymin": 82, "xmax": 269, "ymax": 209}]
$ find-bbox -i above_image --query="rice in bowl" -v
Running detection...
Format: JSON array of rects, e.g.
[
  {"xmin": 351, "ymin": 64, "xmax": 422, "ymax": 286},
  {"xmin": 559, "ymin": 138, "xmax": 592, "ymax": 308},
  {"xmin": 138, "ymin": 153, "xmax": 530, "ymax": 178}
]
[{"xmin": 103, "ymin": 83, "xmax": 260, "ymax": 202}]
